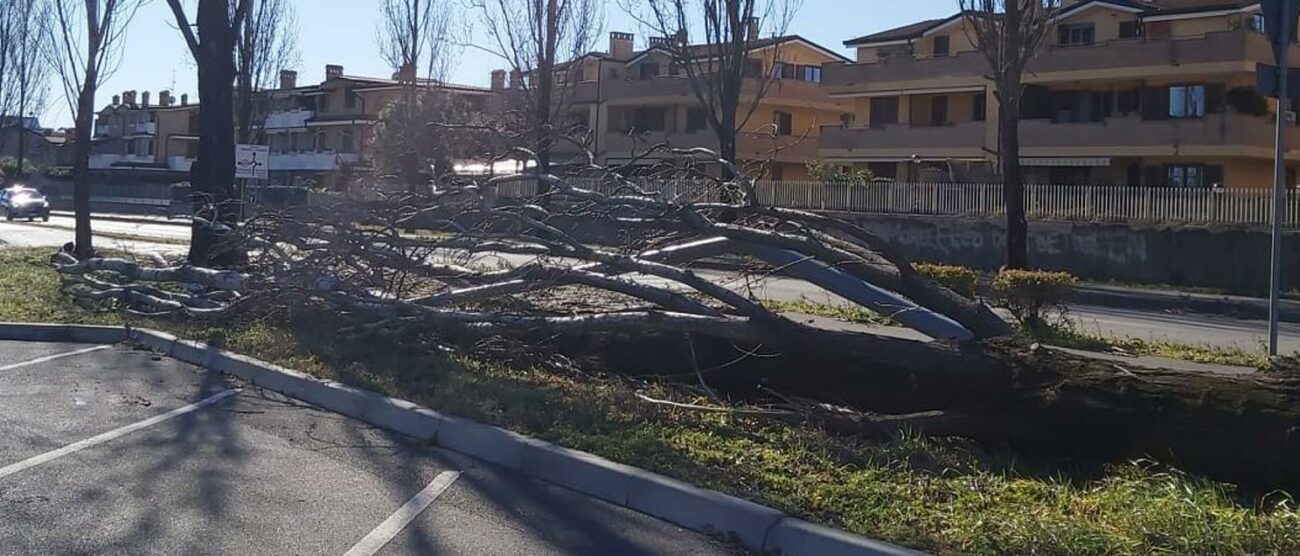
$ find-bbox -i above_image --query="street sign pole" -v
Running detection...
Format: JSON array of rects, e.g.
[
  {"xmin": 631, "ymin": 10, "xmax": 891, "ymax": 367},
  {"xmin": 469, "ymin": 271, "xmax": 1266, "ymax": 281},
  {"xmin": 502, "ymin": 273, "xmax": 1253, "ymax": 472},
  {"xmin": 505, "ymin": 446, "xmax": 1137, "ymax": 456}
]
[{"xmin": 1264, "ymin": 0, "xmax": 1298, "ymax": 356}]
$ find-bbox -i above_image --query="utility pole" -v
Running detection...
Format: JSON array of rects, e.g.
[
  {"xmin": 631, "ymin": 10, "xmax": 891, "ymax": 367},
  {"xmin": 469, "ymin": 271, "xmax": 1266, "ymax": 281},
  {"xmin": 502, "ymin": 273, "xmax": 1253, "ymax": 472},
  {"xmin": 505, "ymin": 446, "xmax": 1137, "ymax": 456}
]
[{"xmin": 1264, "ymin": 0, "xmax": 1300, "ymax": 356}]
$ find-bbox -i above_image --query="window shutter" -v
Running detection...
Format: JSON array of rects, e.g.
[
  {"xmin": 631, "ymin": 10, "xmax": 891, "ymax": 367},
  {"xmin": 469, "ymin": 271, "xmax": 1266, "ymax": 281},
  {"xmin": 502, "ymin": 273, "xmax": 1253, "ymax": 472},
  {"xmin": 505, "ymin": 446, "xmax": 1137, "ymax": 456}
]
[
  {"xmin": 1205, "ymin": 165, "xmax": 1224, "ymax": 187},
  {"xmin": 1057, "ymin": 25, "xmax": 1069, "ymax": 46},
  {"xmin": 1141, "ymin": 87, "xmax": 1166, "ymax": 120},
  {"xmin": 1206, "ymin": 84, "xmax": 1226, "ymax": 114},
  {"xmin": 1143, "ymin": 165, "xmax": 1165, "ymax": 187}
]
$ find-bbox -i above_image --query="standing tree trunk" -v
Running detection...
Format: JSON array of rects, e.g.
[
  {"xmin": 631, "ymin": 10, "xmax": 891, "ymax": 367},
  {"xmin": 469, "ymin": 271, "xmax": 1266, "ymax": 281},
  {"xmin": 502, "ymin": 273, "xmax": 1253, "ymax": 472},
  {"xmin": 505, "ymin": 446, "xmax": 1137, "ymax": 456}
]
[
  {"xmin": 998, "ymin": 80, "xmax": 1027, "ymax": 269},
  {"xmin": 71, "ymin": 68, "xmax": 96, "ymax": 257},
  {"xmin": 168, "ymin": 0, "xmax": 251, "ymax": 266}
]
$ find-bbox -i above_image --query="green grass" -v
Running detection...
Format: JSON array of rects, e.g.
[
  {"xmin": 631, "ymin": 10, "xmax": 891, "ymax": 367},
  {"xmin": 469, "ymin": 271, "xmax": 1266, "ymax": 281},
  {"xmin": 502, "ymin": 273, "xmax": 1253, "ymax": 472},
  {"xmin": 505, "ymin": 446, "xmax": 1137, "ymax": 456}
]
[
  {"xmin": 763, "ymin": 297, "xmax": 894, "ymax": 326},
  {"xmin": 4, "ymin": 246, "xmax": 1299, "ymax": 555},
  {"xmin": 1026, "ymin": 322, "xmax": 1272, "ymax": 369}
]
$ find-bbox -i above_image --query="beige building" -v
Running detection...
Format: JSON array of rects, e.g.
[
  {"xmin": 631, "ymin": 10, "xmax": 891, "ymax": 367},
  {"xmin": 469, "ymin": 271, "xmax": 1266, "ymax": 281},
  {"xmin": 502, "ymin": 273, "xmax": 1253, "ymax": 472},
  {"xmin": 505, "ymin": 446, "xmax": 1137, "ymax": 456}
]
[
  {"xmin": 821, "ymin": 0, "xmax": 1300, "ymax": 187},
  {"xmin": 551, "ymin": 30, "xmax": 853, "ymax": 181},
  {"xmin": 261, "ymin": 65, "xmax": 499, "ymax": 188},
  {"xmin": 90, "ymin": 90, "xmax": 199, "ymax": 177}
]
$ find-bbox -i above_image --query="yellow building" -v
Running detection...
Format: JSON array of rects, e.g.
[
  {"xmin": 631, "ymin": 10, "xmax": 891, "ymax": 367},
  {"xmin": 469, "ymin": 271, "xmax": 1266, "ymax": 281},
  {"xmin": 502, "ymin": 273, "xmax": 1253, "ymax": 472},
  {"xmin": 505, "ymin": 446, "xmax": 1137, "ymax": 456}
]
[
  {"xmin": 552, "ymin": 31, "xmax": 853, "ymax": 181},
  {"xmin": 821, "ymin": 0, "xmax": 1300, "ymax": 187}
]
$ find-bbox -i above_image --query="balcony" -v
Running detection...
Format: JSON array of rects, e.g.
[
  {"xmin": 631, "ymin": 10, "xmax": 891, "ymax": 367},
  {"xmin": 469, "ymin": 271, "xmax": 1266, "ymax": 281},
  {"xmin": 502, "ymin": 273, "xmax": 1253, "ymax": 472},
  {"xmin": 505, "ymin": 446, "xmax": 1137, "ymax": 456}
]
[
  {"xmin": 168, "ymin": 156, "xmax": 194, "ymax": 172},
  {"xmin": 1020, "ymin": 114, "xmax": 1298, "ymax": 153},
  {"xmin": 597, "ymin": 75, "xmax": 831, "ymax": 105},
  {"xmin": 88, "ymin": 153, "xmax": 156, "ymax": 169},
  {"xmin": 264, "ymin": 109, "xmax": 315, "ymax": 129},
  {"xmin": 819, "ymin": 122, "xmax": 987, "ymax": 157},
  {"xmin": 125, "ymin": 122, "xmax": 157, "ymax": 136},
  {"xmin": 269, "ymin": 151, "xmax": 361, "ymax": 171},
  {"xmin": 603, "ymin": 130, "xmax": 821, "ymax": 162},
  {"xmin": 823, "ymin": 29, "xmax": 1284, "ymax": 94}
]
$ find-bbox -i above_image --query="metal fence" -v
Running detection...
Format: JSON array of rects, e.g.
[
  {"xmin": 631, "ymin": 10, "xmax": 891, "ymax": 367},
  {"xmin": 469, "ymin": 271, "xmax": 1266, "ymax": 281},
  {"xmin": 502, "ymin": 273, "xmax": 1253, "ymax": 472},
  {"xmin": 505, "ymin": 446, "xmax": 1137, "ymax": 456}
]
[{"xmin": 495, "ymin": 178, "xmax": 1300, "ymax": 228}]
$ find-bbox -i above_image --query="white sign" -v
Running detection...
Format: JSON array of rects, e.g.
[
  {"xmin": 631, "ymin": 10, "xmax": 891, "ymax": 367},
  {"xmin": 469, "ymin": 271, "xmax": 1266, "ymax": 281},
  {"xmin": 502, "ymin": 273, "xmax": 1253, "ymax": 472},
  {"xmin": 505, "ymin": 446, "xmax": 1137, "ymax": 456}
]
[{"xmin": 235, "ymin": 144, "xmax": 270, "ymax": 180}]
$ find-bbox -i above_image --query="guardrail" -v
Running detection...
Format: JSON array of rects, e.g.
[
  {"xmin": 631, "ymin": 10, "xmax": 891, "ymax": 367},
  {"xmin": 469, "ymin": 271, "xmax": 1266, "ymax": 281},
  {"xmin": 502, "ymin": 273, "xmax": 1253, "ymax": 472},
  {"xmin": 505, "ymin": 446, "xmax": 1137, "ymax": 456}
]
[{"xmin": 496, "ymin": 179, "xmax": 1300, "ymax": 228}]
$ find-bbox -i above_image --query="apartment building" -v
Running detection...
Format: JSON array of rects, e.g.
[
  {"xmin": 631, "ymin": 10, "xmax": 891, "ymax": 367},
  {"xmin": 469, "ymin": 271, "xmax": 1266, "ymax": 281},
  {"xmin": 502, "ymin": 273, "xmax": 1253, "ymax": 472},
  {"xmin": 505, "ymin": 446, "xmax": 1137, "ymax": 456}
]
[
  {"xmin": 261, "ymin": 65, "xmax": 498, "ymax": 188},
  {"xmin": 551, "ymin": 29, "xmax": 852, "ymax": 180},
  {"xmin": 821, "ymin": 0, "xmax": 1300, "ymax": 187},
  {"xmin": 90, "ymin": 90, "xmax": 199, "ymax": 176}
]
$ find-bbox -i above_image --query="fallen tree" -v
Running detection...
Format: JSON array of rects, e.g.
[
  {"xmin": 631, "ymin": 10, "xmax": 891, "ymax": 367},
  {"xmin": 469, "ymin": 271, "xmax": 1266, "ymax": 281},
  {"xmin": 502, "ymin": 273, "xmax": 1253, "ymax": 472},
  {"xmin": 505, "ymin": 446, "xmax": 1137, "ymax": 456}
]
[{"xmin": 54, "ymin": 148, "xmax": 1300, "ymax": 491}]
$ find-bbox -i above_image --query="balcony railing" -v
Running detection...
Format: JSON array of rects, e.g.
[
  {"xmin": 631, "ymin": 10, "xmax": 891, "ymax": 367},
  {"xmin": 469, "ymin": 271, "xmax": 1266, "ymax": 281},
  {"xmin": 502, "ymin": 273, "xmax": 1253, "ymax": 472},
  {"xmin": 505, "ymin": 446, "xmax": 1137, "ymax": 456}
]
[
  {"xmin": 602, "ymin": 130, "xmax": 821, "ymax": 162},
  {"xmin": 88, "ymin": 153, "xmax": 155, "ymax": 169},
  {"xmin": 268, "ymin": 151, "xmax": 361, "ymax": 171},
  {"xmin": 820, "ymin": 121, "xmax": 987, "ymax": 152},
  {"xmin": 823, "ymin": 29, "xmax": 1285, "ymax": 93},
  {"xmin": 264, "ymin": 109, "xmax": 315, "ymax": 129},
  {"xmin": 497, "ymin": 178, "xmax": 1300, "ymax": 228}
]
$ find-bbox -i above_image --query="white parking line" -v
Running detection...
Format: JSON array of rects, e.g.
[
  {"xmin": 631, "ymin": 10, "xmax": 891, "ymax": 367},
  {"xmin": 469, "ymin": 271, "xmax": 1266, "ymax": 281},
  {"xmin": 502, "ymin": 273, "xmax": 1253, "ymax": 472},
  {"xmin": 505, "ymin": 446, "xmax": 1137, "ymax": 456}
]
[
  {"xmin": 0, "ymin": 345, "xmax": 113, "ymax": 372},
  {"xmin": 0, "ymin": 388, "xmax": 240, "ymax": 481},
  {"xmin": 343, "ymin": 471, "xmax": 462, "ymax": 556}
]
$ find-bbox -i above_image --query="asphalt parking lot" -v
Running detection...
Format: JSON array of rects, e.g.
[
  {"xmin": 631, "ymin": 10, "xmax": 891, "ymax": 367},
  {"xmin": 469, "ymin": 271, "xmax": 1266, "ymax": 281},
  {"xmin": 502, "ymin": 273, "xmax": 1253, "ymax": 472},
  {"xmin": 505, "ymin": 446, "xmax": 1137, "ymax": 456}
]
[{"xmin": 0, "ymin": 340, "xmax": 737, "ymax": 555}]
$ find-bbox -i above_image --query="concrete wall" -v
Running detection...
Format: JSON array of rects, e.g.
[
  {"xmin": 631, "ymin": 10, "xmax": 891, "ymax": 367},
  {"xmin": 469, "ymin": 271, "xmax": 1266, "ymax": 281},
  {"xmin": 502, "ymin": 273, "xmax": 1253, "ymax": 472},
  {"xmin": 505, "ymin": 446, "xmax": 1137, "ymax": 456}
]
[{"xmin": 834, "ymin": 212, "xmax": 1300, "ymax": 294}]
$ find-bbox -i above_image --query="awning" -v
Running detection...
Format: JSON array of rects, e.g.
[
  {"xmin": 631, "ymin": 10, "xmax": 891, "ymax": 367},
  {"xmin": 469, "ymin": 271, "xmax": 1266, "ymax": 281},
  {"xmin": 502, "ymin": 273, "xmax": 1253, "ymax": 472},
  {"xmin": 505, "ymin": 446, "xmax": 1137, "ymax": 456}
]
[{"xmin": 1021, "ymin": 157, "xmax": 1111, "ymax": 167}]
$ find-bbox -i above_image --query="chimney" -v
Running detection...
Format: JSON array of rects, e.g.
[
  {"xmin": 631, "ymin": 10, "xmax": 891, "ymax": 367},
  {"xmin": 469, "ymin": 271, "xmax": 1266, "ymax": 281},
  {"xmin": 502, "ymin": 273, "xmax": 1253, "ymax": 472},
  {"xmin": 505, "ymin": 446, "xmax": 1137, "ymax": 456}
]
[
  {"xmin": 181, "ymin": 93, "xmax": 189, "ymax": 106},
  {"xmin": 123, "ymin": 90, "xmax": 137, "ymax": 106},
  {"xmin": 490, "ymin": 69, "xmax": 506, "ymax": 91},
  {"xmin": 112, "ymin": 94, "xmax": 121, "ymax": 106},
  {"xmin": 279, "ymin": 70, "xmax": 298, "ymax": 90},
  {"xmin": 325, "ymin": 64, "xmax": 344, "ymax": 79},
  {"xmin": 393, "ymin": 62, "xmax": 417, "ymax": 83},
  {"xmin": 141, "ymin": 91, "xmax": 151, "ymax": 107},
  {"xmin": 159, "ymin": 90, "xmax": 172, "ymax": 107},
  {"xmin": 609, "ymin": 32, "xmax": 634, "ymax": 59},
  {"xmin": 509, "ymin": 69, "xmax": 523, "ymax": 89},
  {"xmin": 746, "ymin": 17, "xmax": 760, "ymax": 41},
  {"xmin": 674, "ymin": 29, "xmax": 688, "ymax": 47}
]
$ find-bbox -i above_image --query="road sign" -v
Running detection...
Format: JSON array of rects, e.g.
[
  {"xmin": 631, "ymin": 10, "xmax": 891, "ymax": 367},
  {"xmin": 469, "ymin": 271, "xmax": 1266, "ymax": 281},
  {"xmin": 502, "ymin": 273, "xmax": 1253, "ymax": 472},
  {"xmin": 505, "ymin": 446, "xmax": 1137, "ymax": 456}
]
[
  {"xmin": 235, "ymin": 144, "xmax": 269, "ymax": 180},
  {"xmin": 1257, "ymin": 63, "xmax": 1300, "ymax": 98}
]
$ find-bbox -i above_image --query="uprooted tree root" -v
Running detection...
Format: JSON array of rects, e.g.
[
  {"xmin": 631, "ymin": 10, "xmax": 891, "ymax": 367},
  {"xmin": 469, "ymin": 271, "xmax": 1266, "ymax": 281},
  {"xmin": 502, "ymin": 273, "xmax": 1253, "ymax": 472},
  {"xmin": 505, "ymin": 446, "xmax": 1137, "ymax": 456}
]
[{"xmin": 53, "ymin": 147, "xmax": 1300, "ymax": 492}]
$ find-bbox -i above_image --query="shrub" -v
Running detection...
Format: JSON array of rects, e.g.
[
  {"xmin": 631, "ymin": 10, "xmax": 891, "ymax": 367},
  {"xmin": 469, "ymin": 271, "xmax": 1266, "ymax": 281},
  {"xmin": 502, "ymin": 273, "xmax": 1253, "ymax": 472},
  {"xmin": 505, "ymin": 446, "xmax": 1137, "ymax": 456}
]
[
  {"xmin": 915, "ymin": 263, "xmax": 979, "ymax": 298},
  {"xmin": 992, "ymin": 269, "xmax": 1079, "ymax": 328}
]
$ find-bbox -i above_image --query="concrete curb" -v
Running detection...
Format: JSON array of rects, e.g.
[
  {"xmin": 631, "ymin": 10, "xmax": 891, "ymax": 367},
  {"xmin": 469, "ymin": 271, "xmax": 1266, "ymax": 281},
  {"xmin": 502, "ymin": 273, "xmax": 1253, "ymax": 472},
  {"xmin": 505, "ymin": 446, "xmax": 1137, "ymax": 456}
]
[
  {"xmin": 0, "ymin": 323, "xmax": 923, "ymax": 556},
  {"xmin": 1073, "ymin": 285, "xmax": 1300, "ymax": 323}
]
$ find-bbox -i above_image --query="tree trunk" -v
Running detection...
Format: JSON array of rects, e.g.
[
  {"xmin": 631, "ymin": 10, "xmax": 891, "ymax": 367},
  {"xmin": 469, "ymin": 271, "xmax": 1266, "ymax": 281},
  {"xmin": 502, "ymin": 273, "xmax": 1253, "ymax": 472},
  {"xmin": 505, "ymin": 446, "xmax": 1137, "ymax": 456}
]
[
  {"xmin": 999, "ymin": 85, "xmax": 1028, "ymax": 269},
  {"xmin": 71, "ymin": 77, "xmax": 96, "ymax": 257},
  {"xmin": 188, "ymin": 0, "xmax": 244, "ymax": 266}
]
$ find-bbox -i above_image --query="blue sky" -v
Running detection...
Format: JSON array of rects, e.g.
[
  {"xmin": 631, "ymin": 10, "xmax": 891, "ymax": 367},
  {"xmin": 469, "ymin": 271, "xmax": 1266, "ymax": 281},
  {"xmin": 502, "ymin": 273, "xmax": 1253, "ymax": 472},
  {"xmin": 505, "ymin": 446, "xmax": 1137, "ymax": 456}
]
[{"xmin": 43, "ymin": 0, "xmax": 956, "ymax": 127}]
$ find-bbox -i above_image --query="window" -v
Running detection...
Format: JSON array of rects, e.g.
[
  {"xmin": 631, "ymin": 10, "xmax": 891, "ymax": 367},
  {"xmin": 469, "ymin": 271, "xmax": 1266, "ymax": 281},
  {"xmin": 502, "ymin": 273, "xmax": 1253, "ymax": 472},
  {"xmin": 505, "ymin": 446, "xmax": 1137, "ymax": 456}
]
[
  {"xmin": 869, "ymin": 96, "xmax": 899, "ymax": 128},
  {"xmin": 1164, "ymin": 165, "xmax": 1223, "ymax": 188},
  {"xmin": 344, "ymin": 89, "xmax": 357, "ymax": 109},
  {"xmin": 801, "ymin": 65, "xmax": 822, "ymax": 83},
  {"xmin": 774, "ymin": 111, "xmax": 793, "ymax": 136},
  {"xmin": 744, "ymin": 58, "xmax": 763, "ymax": 78},
  {"xmin": 316, "ymin": 131, "xmax": 329, "ymax": 151},
  {"xmin": 1058, "ymin": 23, "xmax": 1095, "ymax": 47},
  {"xmin": 1250, "ymin": 13, "xmax": 1266, "ymax": 33},
  {"xmin": 639, "ymin": 63, "xmax": 659, "ymax": 80},
  {"xmin": 1169, "ymin": 84, "xmax": 1206, "ymax": 118},
  {"xmin": 1119, "ymin": 21, "xmax": 1141, "ymax": 39},
  {"xmin": 932, "ymin": 35, "xmax": 950, "ymax": 58},
  {"xmin": 686, "ymin": 108, "xmax": 709, "ymax": 133},
  {"xmin": 318, "ymin": 96, "xmax": 330, "ymax": 113},
  {"xmin": 773, "ymin": 62, "xmax": 793, "ymax": 79},
  {"xmin": 340, "ymin": 130, "xmax": 356, "ymax": 153},
  {"xmin": 1116, "ymin": 89, "xmax": 1140, "ymax": 115},
  {"xmin": 973, "ymin": 93, "xmax": 987, "ymax": 121},
  {"xmin": 929, "ymin": 96, "xmax": 949, "ymax": 125},
  {"xmin": 839, "ymin": 113, "xmax": 855, "ymax": 127},
  {"xmin": 632, "ymin": 107, "xmax": 667, "ymax": 131},
  {"xmin": 574, "ymin": 66, "xmax": 587, "ymax": 82}
]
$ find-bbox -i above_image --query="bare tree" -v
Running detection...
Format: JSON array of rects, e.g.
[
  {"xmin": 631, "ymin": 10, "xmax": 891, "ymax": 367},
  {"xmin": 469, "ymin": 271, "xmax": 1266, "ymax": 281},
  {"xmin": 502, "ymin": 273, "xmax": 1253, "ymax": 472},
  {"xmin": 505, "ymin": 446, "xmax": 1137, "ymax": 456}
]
[
  {"xmin": 46, "ymin": 0, "xmax": 145, "ymax": 257},
  {"xmin": 235, "ymin": 0, "xmax": 300, "ymax": 144},
  {"xmin": 375, "ymin": 0, "xmax": 455, "ymax": 190},
  {"xmin": 470, "ymin": 0, "xmax": 602, "ymax": 181},
  {"xmin": 632, "ymin": 0, "xmax": 800, "ymax": 180},
  {"xmin": 165, "ymin": 0, "xmax": 253, "ymax": 266},
  {"xmin": 0, "ymin": 3, "xmax": 17, "ymax": 139},
  {"xmin": 8, "ymin": 0, "xmax": 54, "ymax": 174},
  {"xmin": 960, "ymin": 0, "xmax": 1059, "ymax": 269}
]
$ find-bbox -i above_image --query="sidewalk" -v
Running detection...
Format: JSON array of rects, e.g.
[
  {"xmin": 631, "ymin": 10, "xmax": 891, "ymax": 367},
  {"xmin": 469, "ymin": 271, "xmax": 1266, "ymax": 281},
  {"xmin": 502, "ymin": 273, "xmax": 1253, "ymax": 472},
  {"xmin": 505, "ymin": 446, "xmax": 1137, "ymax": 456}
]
[
  {"xmin": 1073, "ymin": 282, "xmax": 1300, "ymax": 323},
  {"xmin": 50, "ymin": 210, "xmax": 190, "ymax": 227}
]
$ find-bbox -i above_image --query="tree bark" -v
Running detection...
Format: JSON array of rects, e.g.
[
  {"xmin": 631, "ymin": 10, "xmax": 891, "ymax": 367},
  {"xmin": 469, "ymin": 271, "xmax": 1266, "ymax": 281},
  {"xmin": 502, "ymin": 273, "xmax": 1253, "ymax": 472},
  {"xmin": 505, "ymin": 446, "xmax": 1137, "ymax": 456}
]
[
  {"xmin": 999, "ymin": 83, "xmax": 1028, "ymax": 270},
  {"xmin": 188, "ymin": 0, "xmax": 244, "ymax": 266}
]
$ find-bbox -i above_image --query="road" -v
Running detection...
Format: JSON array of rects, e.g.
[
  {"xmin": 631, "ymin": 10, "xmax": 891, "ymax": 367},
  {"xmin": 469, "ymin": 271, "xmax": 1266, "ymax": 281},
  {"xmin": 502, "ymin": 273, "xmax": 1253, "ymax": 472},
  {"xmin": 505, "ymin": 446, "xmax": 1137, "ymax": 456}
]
[
  {"xmin": 0, "ymin": 339, "xmax": 737, "ymax": 555},
  {"xmin": 4, "ymin": 214, "xmax": 1298, "ymax": 355}
]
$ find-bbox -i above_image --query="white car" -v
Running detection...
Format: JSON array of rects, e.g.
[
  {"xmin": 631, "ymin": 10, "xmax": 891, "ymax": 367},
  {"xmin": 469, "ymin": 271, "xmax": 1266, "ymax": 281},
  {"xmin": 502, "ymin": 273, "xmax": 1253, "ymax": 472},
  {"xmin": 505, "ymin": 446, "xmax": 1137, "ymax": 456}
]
[{"xmin": 0, "ymin": 186, "xmax": 51, "ymax": 222}]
